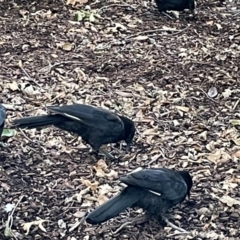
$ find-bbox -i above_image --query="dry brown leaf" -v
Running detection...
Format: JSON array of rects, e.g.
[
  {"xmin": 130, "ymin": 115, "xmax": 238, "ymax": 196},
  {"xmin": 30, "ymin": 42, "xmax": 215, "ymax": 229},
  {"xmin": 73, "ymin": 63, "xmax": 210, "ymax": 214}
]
[
  {"xmin": 133, "ymin": 36, "xmax": 149, "ymax": 41},
  {"xmin": 93, "ymin": 165, "xmax": 106, "ymax": 177},
  {"xmin": 8, "ymin": 82, "xmax": 19, "ymax": 91},
  {"xmin": 73, "ymin": 211, "xmax": 86, "ymax": 218},
  {"xmin": 65, "ymin": 187, "xmax": 91, "ymax": 203},
  {"xmin": 142, "ymin": 128, "xmax": 159, "ymax": 136},
  {"xmin": 175, "ymin": 106, "xmax": 190, "ymax": 112},
  {"xmin": 115, "ymin": 91, "xmax": 133, "ymax": 97},
  {"xmin": 220, "ymin": 150, "xmax": 231, "ymax": 163},
  {"xmin": 106, "ymin": 169, "xmax": 118, "ymax": 180},
  {"xmin": 81, "ymin": 179, "xmax": 98, "ymax": 192},
  {"xmin": 96, "ymin": 159, "xmax": 108, "ymax": 169},
  {"xmin": 62, "ymin": 42, "xmax": 73, "ymax": 51},
  {"xmin": 22, "ymin": 218, "xmax": 50, "ymax": 235},
  {"xmin": 136, "ymin": 109, "xmax": 144, "ymax": 118},
  {"xmin": 219, "ymin": 195, "xmax": 240, "ymax": 207},
  {"xmin": 232, "ymin": 137, "xmax": 240, "ymax": 146},
  {"xmin": 231, "ymin": 176, "xmax": 240, "ymax": 184},
  {"xmin": 1, "ymin": 182, "xmax": 10, "ymax": 192},
  {"xmin": 97, "ymin": 194, "xmax": 109, "ymax": 205},
  {"xmin": 66, "ymin": 0, "xmax": 88, "ymax": 5},
  {"xmin": 206, "ymin": 150, "xmax": 221, "ymax": 164}
]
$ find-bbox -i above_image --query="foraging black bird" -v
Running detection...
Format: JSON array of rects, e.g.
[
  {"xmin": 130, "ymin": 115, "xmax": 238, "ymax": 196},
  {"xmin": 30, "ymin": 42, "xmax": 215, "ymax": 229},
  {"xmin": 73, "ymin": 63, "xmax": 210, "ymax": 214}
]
[
  {"xmin": 155, "ymin": 0, "xmax": 195, "ymax": 12},
  {"xmin": 86, "ymin": 168, "xmax": 193, "ymax": 224},
  {"xmin": 0, "ymin": 104, "xmax": 6, "ymax": 140},
  {"xmin": 12, "ymin": 104, "xmax": 135, "ymax": 157}
]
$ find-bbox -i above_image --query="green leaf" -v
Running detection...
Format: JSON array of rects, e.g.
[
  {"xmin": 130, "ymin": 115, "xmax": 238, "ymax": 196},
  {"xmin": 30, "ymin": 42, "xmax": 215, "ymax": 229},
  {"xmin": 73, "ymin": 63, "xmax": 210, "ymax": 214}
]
[
  {"xmin": 1, "ymin": 129, "xmax": 16, "ymax": 139},
  {"xmin": 74, "ymin": 11, "xmax": 86, "ymax": 22}
]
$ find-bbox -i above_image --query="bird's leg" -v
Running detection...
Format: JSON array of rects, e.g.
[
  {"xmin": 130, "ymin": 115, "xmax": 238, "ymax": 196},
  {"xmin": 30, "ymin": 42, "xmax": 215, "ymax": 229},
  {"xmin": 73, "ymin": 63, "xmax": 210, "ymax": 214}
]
[
  {"xmin": 99, "ymin": 148, "xmax": 115, "ymax": 160},
  {"xmin": 125, "ymin": 143, "xmax": 131, "ymax": 152},
  {"xmin": 160, "ymin": 213, "xmax": 174, "ymax": 220}
]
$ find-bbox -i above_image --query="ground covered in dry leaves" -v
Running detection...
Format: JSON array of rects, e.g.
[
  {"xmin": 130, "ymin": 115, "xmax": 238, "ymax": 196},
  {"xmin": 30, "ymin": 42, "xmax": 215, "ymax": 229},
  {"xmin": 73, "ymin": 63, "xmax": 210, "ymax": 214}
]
[{"xmin": 0, "ymin": 0, "xmax": 240, "ymax": 239}]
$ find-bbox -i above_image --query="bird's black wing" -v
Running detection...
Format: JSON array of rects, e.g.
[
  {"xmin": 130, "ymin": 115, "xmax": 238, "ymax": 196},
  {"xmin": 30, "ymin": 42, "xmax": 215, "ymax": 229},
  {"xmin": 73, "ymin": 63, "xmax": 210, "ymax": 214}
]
[
  {"xmin": 48, "ymin": 104, "xmax": 124, "ymax": 135},
  {"xmin": 120, "ymin": 168, "xmax": 188, "ymax": 201},
  {"xmin": 155, "ymin": 0, "xmax": 194, "ymax": 11}
]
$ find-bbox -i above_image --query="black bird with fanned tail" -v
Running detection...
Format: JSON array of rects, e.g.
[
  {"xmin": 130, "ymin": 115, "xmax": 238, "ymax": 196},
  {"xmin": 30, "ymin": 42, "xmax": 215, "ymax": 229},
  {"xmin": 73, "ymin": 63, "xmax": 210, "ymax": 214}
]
[
  {"xmin": 86, "ymin": 168, "xmax": 192, "ymax": 224},
  {"xmin": 155, "ymin": 0, "xmax": 195, "ymax": 12},
  {"xmin": 0, "ymin": 104, "xmax": 6, "ymax": 141},
  {"xmin": 12, "ymin": 104, "xmax": 135, "ymax": 158}
]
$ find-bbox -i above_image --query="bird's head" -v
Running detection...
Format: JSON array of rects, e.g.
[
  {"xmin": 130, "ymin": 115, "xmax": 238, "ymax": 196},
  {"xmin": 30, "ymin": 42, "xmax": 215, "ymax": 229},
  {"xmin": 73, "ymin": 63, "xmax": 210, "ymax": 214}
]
[
  {"xmin": 179, "ymin": 171, "xmax": 193, "ymax": 198},
  {"xmin": 120, "ymin": 116, "xmax": 136, "ymax": 148}
]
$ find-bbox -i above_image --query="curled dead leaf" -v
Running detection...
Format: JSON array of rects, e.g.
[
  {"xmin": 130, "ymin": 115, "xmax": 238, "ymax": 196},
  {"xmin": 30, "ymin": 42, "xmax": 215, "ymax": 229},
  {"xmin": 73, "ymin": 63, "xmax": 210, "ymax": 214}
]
[
  {"xmin": 206, "ymin": 150, "xmax": 221, "ymax": 164},
  {"xmin": 21, "ymin": 218, "xmax": 50, "ymax": 235},
  {"xmin": 93, "ymin": 165, "xmax": 106, "ymax": 177},
  {"xmin": 81, "ymin": 179, "xmax": 98, "ymax": 192},
  {"xmin": 219, "ymin": 195, "xmax": 240, "ymax": 207},
  {"xmin": 8, "ymin": 82, "xmax": 19, "ymax": 91},
  {"xmin": 106, "ymin": 169, "xmax": 118, "ymax": 180},
  {"xmin": 97, "ymin": 194, "xmax": 109, "ymax": 205}
]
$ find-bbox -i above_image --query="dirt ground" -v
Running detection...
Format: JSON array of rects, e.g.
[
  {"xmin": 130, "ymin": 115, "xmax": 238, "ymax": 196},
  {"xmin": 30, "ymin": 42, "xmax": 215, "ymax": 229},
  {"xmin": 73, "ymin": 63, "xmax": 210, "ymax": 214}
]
[{"xmin": 0, "ymin": 0, "xmax": 240, "ymax": 239}]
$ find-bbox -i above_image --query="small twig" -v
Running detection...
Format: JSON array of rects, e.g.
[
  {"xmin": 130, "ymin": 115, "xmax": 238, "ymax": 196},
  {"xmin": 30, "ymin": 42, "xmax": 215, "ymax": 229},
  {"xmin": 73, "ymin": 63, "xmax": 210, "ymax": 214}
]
[
  {"xmin": 232, "ymin": 99, "xmax": 240, "ymax": 111},
  {"xmin": 98, "ymin": 215, "xmax": 149, "ymax": 234},
  {"xmin": 18, "ymin": 128, "xmax": 34, "ymax": 143},
  {"xmin": 147, "ymin": 148, "xmax": 165, "ymax": 165},
  {"xmin": 4, "ymin": 195, "xmax": 23, "ymax": 239},
  {"xmin": 168, "ymin": 25, "xmax": 190, "ymax": 36},
  {"xmin": 111, "ymin": 221, "xmax": 132, "ymax": 234},
  {"xmin": 18, "ymin": 62, "xmax": 41, "ymax": 87},
  {"xmin": 69, "ymin": 216, "xmax": 86, "ymax": 232},
  {"xmin": 164, "ymin": 218, "xmax": 189, "ymax": 233},
  {"xmin": 195, "ymin": 87, "xmax": 219, "ymax": 104},
  {"xmin": 166, "ymin": 231, "xmax": 191, "ymax": 237},
  {"xmin": 99, "ymin": 4, "xmax": 136, "ymax": 12},
  {"xmin": 126, "ymin": 26, "xmax": 189, "ymax": 40},
  {"xmin": 162, "ymin": 12, "xmax": 174, "ymax": 19}
]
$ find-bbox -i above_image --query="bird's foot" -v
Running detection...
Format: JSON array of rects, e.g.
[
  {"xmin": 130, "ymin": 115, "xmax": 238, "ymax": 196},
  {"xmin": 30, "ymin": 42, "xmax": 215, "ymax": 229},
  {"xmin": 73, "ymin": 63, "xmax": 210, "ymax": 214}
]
[
  {"xmin": 160, "ymin": 213, "xmax": 174, "ymax": 221},
  {"xmin": 99, "ymin": 148, "xmax": 116, "ymax": 160}
]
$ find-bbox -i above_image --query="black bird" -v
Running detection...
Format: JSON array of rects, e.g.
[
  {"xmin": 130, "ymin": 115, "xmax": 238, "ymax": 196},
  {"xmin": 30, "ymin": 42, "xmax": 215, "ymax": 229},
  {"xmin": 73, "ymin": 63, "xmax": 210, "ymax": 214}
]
[
  {"xmin": 86, "ymin": 168, "xmax": 193, "ymax": 224},
  {"xmin": 0, "ymin": 104, "xmax": 6, "ymax": 141},
  {"xmin": 12, "ymin": 104, "xmax": 135, "ymax": 158},
  {"xmin": 155, "ymin": 0, "xmax": 195, "ymax": 12}
]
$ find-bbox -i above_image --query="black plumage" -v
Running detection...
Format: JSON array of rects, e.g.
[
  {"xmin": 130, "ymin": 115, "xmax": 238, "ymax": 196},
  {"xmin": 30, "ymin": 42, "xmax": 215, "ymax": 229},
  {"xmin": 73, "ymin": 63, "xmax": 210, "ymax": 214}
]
[
  {"xmin": 12, "ymin": 104, "xmax": 135, "ymax": 157},
  {"xmin": 155, "ymin": 0, "xmax": 195, "ymax": 12},
  {"xmin": 86, "ymin": 168, "xmax": 193, "ymax": 224},
  {"xmin": 0, "ymin": 104, "xmax": 6, "ymax": 140}
]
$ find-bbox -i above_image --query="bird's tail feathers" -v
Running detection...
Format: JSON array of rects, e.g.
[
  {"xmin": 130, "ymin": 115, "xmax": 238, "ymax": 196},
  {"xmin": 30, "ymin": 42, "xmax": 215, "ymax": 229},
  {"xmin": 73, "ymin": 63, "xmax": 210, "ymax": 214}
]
[
  {"xmin": 12, "ymin": 115, "xmax": 61, "ymax": 129},
  {"xmin": 86, "ymin": 187, "xmax": 144, "ymax": 224}
]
